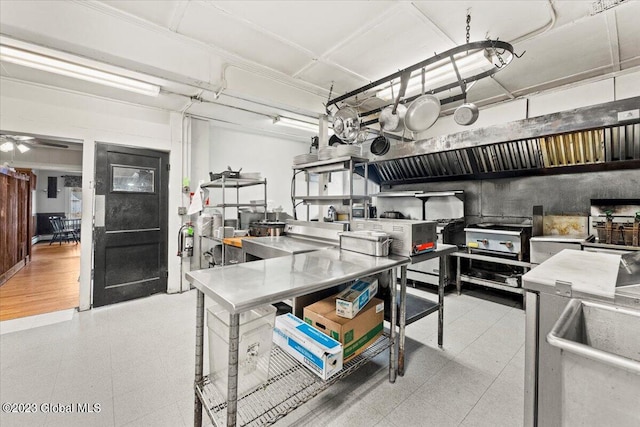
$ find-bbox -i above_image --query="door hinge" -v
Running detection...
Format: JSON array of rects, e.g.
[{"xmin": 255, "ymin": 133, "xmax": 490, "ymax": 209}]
[
  {"xmin": 166, "ymin": 163, "xmax": 170, "ymax": 171},
  {"xmin": 91, "ymin": 269, "xmax": 94, "ymax": 280}
]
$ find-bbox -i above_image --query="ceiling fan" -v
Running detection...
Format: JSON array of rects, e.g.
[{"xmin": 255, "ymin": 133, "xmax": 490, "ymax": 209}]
[{"xmin": 0, "ymin": 134, "xmax": 69, "ymax": 152}]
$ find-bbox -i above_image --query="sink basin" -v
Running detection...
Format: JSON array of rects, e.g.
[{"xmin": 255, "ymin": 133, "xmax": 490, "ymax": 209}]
[{"xmin": 547, "ymin": 299, "xmax": 640, "ymax": 426}]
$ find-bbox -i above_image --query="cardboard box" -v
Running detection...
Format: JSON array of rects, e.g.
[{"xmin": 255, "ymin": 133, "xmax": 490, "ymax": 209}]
[
  {"xmin": 335, "ymin": 277, "xmax": 378, "ymax": 319},
  {"xmin": 304, "ymin": 297, "xmax": 384, "ymax": 362},
  {"xmin": 273, "ymin": 313, "xmax": 343, "ymax": 380}
]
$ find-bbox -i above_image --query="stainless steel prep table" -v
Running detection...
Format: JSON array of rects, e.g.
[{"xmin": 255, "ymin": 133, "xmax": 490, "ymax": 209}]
[
  {"xmin": 187, "ymin": 248, "xmax": 409, "ymax": 427},
  {"xmin": 400, "ymin": 244, "xmax": 458, "ymax": 375}
]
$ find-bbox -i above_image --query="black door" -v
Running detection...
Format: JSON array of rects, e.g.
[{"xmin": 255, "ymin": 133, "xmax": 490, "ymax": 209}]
[{"xmin": 93, "ymin": 143, "xmax": 169, "ymax": 307}]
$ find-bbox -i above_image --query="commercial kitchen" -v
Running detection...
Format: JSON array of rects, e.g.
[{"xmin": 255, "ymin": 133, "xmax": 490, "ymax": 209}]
[{"xmin": 0, "ymin": 1, "xmax": 639, "ymax": 426}]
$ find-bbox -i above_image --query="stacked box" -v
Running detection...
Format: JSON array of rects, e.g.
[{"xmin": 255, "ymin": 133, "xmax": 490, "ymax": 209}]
[
  {"xmin": 273, "ymin": 313, "xmax": 343, "ymax": 380},
  {"xmin": 335, "ymin": 277, "xmax": 378, "ymax": 319},
  {"xmin": 304, "ymin": 297, "xmax": 384, "ymax": 362}
]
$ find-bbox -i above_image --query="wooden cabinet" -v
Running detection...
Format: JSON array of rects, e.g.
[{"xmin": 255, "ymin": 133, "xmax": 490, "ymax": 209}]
[{"xmin": 1, "ymin": 167, "xmax": 32, "ymax": 285}]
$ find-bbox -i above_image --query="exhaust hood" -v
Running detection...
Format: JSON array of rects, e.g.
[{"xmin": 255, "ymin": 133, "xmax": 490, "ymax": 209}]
[{"xmin": 362, "ymin": 97, "xmax": 640, "ymax": 187}]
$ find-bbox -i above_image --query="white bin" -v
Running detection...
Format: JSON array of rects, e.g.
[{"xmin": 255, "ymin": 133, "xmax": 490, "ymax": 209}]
[{"xmin": 207, "ymin": 304, "xmax": 276, "ymax": 399}]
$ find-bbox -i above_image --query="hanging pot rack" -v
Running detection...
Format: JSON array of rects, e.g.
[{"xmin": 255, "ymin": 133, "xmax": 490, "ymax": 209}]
[{"xmin": 326, "ymin": 39, "xmax": 517, "ymax": 126}]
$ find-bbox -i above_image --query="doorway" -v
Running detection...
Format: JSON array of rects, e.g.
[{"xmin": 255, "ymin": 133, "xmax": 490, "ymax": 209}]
[{"xmin": 0, "ymin": 134, "xmax": 84, "ymax": 321}]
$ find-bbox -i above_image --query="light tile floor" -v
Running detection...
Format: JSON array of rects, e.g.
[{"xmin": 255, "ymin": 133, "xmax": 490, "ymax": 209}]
[{"xmin": 0, "ymin": 287, "xmax": 525, "ymax": 427}]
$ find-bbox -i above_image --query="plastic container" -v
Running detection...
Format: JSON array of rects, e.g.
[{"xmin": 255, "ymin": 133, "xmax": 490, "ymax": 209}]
[{"xmin": 207, "ymin": 304, "xmax": 276, "ymax": 399}]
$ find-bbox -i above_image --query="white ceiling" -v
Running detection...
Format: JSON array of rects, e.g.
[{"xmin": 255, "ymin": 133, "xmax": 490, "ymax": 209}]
[{"xmin": 1, "ymin": 0, "xmax": 639, "ymax": 138}]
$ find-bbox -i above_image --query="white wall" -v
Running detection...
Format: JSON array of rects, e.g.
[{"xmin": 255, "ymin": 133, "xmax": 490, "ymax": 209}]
[
  {"xmin": 32, "ymin": 170, "xmax": 67, "ymax": 213},
  {"xmin": 0, "ymin": 78, "xmax": 184, "ymax": 310},
  {"xmin": 205, "ymin": 125, "xmax": 310, "ymax": 216}
]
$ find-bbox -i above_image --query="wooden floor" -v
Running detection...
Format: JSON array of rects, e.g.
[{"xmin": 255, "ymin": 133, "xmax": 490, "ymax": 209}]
[{"xmin": 0, "ymin": 242, "xmax": 80, "ymax": 321}]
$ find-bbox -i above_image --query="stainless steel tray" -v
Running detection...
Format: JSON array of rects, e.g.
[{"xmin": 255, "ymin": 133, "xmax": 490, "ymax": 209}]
[{"xmin": 339, "ymin": 231, "xmax": 392, "ymax": 257}]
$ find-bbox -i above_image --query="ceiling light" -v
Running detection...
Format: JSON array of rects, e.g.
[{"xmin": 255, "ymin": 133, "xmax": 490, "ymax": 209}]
[
  {"xmin": 273, "ymin": 116, "xmax": 319, "ymax": 133},
  {"xmin": 0, "ymin": 45, "xmax": 161, "ymax": 97},
  {"xmin": 17, "ymin": 144, "xmax": 30, "ymax": 153},
  {"xmin": 376, "ymin": 49, "xmax": 504, "ymax": 100},
  {"xmin": 1, "ymin": 142, "xmax": 14, "ymax": 152}
]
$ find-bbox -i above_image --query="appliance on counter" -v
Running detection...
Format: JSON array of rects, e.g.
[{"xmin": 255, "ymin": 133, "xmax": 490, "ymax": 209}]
[
  {"xmin": 462, "ymin": 223, "xmax": 533, "ymax": 289},
  {"xmin": 242, "ymin": 220, "xmax": 347, "ymax": 318},
  {"xmin": 584, "ymin": 199, "xmax": 640, "ymax": 254},
  {"xmin": 352, "ymin": 204, "xmax": 377, "ymax": 219},
  {"xmin": 407, "ymin": 191, "xmax": 465, "ymax": 286},
  {"xmin": 351, "ymin": 218, "xmax": 437, "ymax": 256},
  {"xmin": 465, "ymin": 223, "xmax": 533, "ymax": 261}
]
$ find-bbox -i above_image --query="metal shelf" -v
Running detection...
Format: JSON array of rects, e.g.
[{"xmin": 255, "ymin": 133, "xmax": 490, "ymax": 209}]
[
  {"xmin": 206, "ymin": 203, "xmax": 265, "ymax": 209},
  {"xmin": 458, "ymin": 274, "xmax": 525, "ymax": 295},
  {"xmin": 202, "ymin": 178, "xmax": 267, "ymax": 189},
  {"xmin": 294, "ymin": 195, "xmax": 371, "ymax": 205},
  {"xmin": 197, "ymin": 334, "xmax": 391, "ymax": 427},
  {"xmin": 292, "ymin": 156, "xmax": 369, "ymax": 174}
]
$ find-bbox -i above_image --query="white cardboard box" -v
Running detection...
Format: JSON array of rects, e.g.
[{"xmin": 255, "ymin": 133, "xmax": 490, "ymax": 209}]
[
  {"xmin": 273, "ymin": 313, "xmax": 343, "ymax": 380},
  {"xmin": 335, "ymin": 277, "xmax": 378, "ymax": 319}
]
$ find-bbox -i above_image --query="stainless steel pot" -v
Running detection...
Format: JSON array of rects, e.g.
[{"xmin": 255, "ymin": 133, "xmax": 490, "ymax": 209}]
[
  {"xmin": 379, "ymin": 103, "xmax": 407, "ymax": 132},
  {"xmin": 333, "ymin": 106, "xmax": 360, "ymax": 143}
]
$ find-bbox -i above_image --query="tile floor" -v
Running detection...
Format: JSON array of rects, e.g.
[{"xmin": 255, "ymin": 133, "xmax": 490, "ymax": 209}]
[{"xmin": 0, "ymin": 287, "xmax": 525, "ymax": 427}]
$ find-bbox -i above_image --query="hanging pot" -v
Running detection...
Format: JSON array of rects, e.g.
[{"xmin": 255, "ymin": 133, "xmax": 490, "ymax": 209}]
[
  {"xmin": 405, "ymin": 67, "xmax": 441, "ymax": 132},
  {"xmin": 333, "ymin": 106, "xmax": 360, "ymax": 143},
  {"xmin": 379, "ymin": 104, "xmax": 407, "ymax": 133},
  {"xmin": 454, "ymin": 103, "xmax": 479, "ymax": 126},
  {"xmin": 370, "ymin": 135, "xmax": 390, "ymax": 156}
]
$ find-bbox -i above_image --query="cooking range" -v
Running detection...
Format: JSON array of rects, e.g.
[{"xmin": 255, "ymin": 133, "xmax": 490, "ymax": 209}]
[{"xmin": 462, "ymin": 223, "xmax": 533, "ymax": 288}]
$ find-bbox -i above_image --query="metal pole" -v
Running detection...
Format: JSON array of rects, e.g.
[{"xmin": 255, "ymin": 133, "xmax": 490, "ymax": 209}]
[
  {"xmin": 456, "ymin": 256, "xmax": 462, "ymax": 295},
  {"xmin": 438, "ymin": 255, "xmax": 446, "ymax": 348},
  {"xmin": 226, "ymin": 313, "xmax": 240, "ymax": 426},
  {"xmin": 194, "ymin": 290, "xmax": 205, "ymax": 427},
  {"xmin": 398, "ymin": 265, "xmax": 407, "ymax": 376},
  {"xmin": 389, "ymin": 268, "xmax": 397, "ymax": 383}
]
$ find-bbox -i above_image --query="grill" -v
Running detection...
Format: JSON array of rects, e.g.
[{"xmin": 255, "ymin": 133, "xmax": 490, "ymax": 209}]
[{"xmin": 465, "ymin": 223, "xmax": 533, "ymax": 262}]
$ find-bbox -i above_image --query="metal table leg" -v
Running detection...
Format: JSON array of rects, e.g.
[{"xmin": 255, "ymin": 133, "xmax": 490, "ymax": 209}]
[
  {"xmin": 194, "ymin": 290, "xmax": 205, "ymax": 427},
  {"xmin": 456, "ymin": 256, "xmax": 461, "ymax": 295},
  {"xmin": 226, "ymin": 313, "xmax": 240, "ymax": 426},
  {"xmin": 438, "ymin": 255, "xmax": 446, "ymax": 348},
  {"xmin": 389, "ymin": 268, "xmax": 397, "ymax": 383},
  {"xmin": 398, "ymin": 265, "xmax": 407, "ymax": 376}
]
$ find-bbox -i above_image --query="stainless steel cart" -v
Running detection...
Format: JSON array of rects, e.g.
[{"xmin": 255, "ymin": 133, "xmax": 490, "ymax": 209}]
[{"xmin": 187, "ymin": 248, "xmax": 410, "ymax": 426}]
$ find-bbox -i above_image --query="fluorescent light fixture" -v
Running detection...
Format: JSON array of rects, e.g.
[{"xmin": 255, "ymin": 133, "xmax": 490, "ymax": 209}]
[
  {"xmin": 0, "ymin": 141, "xmax": 14, "ymax": 152},
  {"xmin": 0, "ymin": 45, "xmax": 161, "ymax": 97},
  {"xmin": 377, "ymin": 49, "xmax": 509, "ymax": 100},
  {"xmin": 273, "ymin": 116, "xmax": 319, "ymax": 133},
  {"xmin": 17, "ymin": 144, "xmax": 30, "ymax": 153},
  {"xmin": 12, "ymin": 135, "xmax": 34, "ymax": 141}
]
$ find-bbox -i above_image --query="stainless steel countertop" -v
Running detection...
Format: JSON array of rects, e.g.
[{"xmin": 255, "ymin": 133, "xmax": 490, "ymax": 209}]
[
  {"xmin": 243, "ymin": 235, "xmax": 336, "ymax": 254},
  {"xmin": 186, "ymin": 248, "xmax": 409, "ymax": 314},
  {"xmin": 523, "ymin": 249, "xmax": 640, "ymax": 309}
]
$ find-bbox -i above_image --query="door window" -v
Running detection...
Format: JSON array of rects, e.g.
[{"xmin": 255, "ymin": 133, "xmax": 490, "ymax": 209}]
[{"xmin": 111, "ymin": 165, "xmax": 155, "ymax": 193}]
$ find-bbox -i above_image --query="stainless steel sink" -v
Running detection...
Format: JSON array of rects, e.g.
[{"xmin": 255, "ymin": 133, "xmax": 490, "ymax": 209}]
[{"xmin": 547, "ymin": 299, "xmax": 640, "ymax": 427}]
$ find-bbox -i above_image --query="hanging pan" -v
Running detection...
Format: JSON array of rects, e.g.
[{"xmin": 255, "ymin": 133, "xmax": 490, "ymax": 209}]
[
  {"xmin": 370, "ymin": 135, "xmax": 390, "ymax": 156},
  {"xmin": 405, "ymin": 68, "xmax": 441, "ymax": 133},
  {"xmin": 454, "ymin": 102, "xmax": 479, "ymax": 126},
  {"xmin": 379, "ymin": 71, "xmax": 410, "ymax": 133}
]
